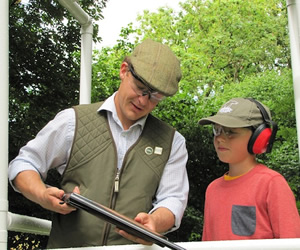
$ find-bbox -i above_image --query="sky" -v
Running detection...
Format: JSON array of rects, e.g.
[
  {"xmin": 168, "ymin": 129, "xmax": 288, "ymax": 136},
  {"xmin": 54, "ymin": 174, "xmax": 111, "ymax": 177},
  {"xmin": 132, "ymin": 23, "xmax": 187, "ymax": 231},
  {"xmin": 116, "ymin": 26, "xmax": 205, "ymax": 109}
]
[{"xmin": 95, "ymin": 0, "xmax": 182, "ymax": 49}]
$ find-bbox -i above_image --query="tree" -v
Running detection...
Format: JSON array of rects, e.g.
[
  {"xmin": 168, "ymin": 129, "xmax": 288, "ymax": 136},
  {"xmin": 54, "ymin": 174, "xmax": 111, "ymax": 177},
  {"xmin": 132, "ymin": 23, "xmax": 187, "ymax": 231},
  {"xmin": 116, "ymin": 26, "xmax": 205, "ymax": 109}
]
[
  {"xmin": 9, "ymin": 0, "xmax": 106, "ymax": 159},
  {"xmin": 8, "ymin": 0, "xmax": 298, "ymax": 246},
  {"xmin": 92, "ymin": 0, "xmax": 297, "ymax": 242},
  {"xmin": 132, "ymin": 0, "xmax": 289, "ymax": 99},
  {"xmin": 8, "ymin": 0, "xmax": 107, "ymax": 248}
]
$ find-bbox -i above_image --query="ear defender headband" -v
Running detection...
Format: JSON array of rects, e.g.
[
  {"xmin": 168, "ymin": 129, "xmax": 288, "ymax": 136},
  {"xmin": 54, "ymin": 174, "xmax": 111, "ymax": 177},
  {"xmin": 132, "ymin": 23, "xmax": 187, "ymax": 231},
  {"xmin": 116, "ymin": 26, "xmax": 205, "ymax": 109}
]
[{"xmin": 246, "ymin": 98, "xmax": 278, "ymax": 154}]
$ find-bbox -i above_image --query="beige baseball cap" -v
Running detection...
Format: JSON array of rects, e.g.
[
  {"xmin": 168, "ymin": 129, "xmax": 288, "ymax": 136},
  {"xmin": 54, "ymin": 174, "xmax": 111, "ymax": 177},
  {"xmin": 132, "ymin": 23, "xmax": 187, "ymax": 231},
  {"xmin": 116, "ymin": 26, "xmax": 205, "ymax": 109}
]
[
  {"xmin": 198, "ymin": 98, "xmax": 272, "ymax": 127},
  {"xmin": 128, "ymin": 39, "xmax": 182, "ymax": 96}
]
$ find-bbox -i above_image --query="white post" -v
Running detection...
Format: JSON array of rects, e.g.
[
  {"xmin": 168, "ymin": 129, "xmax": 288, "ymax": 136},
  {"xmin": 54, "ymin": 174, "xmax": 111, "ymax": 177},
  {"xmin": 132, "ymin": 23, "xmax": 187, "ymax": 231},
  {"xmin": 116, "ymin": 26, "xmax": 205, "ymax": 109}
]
[
  {"xmin": 0, "ymin": 0, "xmax": 9, "ymax": 248},
  {"xmin": 287, "ymin": 0, "xmax": 300, "ymax": 160},
  {"xmin": 79, "ymin": 24, "xmax": 93, "ymax": 104},
  {"xmin": 58, "ymin": 0, "xmax": 93, "ymax": 104}
]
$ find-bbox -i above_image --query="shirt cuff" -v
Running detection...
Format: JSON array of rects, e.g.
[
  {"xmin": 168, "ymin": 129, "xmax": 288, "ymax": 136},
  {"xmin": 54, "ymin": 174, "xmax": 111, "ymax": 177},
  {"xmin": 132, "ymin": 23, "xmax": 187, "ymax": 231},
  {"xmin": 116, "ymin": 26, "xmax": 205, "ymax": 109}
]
[
  {"xmin": 8, "ymin": 160, "xmax": 40, "ymax": 192},
  {"xmin": 149, "ymin": 197, "xmax": 185, "ymax": 233}
]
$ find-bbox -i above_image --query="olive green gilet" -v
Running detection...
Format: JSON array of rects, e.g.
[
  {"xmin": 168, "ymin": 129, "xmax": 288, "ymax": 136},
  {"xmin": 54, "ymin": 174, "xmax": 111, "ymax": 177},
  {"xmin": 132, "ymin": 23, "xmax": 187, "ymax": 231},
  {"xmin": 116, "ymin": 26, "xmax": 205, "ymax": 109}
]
[{"xmin": 47, "ymin": 102, "xmax": 175, "ymax": 248}]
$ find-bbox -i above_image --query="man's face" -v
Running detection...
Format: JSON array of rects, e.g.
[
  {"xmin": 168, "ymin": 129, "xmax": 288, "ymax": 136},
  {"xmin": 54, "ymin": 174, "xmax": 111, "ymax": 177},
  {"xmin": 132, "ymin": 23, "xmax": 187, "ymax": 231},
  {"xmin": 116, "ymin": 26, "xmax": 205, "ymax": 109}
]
[{"xmin": 114, "ymin": 62, "xmax": 161, "ymax": 130}]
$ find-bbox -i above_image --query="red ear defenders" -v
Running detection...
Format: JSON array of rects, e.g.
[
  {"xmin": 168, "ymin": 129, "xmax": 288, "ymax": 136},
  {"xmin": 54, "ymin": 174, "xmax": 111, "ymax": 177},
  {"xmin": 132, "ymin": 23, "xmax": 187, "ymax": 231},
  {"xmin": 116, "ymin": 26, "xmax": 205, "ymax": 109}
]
[{"xmin": 246, "ymin": 98, "xmax": 278, "ymax": 154}]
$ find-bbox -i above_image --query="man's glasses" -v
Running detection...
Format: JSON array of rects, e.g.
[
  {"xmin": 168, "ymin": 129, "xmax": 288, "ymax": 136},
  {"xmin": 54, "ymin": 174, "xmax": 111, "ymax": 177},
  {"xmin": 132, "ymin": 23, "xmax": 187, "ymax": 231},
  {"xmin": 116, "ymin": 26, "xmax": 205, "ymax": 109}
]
[{"xmin": 128, "ymin": 65, "xmax": 165, "ymax": 102}]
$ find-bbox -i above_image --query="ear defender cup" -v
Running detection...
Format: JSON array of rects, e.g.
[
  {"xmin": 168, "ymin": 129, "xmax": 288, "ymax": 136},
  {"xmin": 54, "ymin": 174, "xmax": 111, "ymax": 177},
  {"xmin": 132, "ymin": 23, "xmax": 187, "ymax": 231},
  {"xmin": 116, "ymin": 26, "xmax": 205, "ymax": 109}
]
[
  {"xmin": 248, "ymin": 124, "xmax": 272, "ymax": 154},
  {"xmin": 246, "ymin": 98, "xmax": 278, "ymax": 154}
]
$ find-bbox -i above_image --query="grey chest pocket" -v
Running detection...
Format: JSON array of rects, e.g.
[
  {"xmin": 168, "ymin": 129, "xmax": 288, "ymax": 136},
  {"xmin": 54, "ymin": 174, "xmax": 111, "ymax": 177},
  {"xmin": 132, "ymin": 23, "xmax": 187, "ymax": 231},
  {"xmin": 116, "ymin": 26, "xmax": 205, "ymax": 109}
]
[{"xmin": 231, "ymin": 205, "xmax": 256, "ymax": 236}]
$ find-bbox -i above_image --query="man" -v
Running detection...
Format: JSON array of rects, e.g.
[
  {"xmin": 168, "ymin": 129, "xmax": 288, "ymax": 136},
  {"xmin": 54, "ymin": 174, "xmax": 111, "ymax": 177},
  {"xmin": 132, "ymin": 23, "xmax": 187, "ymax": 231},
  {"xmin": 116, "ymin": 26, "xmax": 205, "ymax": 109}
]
[{"xmin": 8, "ymin": 39, "xmax": 189, "ymax": 248}]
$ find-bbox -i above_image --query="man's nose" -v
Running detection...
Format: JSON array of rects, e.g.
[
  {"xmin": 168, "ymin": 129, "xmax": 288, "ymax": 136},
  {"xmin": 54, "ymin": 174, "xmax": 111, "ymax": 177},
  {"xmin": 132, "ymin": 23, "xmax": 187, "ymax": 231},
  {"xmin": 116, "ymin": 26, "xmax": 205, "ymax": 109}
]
[{"xmin": 138, "ymin": 93, "xmax": 149, "ymax": 105}]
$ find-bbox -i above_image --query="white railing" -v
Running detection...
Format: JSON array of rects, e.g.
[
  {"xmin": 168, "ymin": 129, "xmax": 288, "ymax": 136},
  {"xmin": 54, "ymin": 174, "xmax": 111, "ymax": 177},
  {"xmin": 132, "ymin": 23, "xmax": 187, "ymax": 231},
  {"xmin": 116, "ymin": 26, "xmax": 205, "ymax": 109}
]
[
  {"xmin": 48, "ymin": 239, "xmax": 300, "ymax": 250},
  {"xmin": 3, "ymin": 0, "xmax": 300, "ymax": 249},
  {"xmin": 74, "ymin": 239, "xmax": 300, "ymax": 250},
  {"xmin": 6, "ymin": 213, "xmax": 300, "ymax": 249},
  {"xmin": 7, "ymin": 212, "xmax": 51, "ymax": 236}
]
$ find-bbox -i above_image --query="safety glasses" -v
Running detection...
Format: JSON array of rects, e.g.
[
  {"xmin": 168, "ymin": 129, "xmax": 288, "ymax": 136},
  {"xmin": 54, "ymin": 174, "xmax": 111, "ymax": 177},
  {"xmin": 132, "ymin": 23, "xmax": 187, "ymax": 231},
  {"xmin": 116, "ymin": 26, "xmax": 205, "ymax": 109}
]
[{"xmin": 128, "ymin": 65, "xmax": 165, "ymax": 102}]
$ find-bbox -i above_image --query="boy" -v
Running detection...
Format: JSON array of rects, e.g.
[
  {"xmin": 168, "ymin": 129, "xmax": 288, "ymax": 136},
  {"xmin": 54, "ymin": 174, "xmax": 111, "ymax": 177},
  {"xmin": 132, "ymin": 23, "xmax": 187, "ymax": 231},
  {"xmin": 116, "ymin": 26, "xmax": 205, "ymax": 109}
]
[{"xmin": 198, "ymin": 97, "xmax": 300, "ymax": 240}]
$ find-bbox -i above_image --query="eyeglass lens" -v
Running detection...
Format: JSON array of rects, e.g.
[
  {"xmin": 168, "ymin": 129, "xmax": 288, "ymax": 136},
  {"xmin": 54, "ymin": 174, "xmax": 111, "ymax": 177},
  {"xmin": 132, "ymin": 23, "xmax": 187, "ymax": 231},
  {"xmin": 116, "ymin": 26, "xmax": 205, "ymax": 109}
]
[{"xmin": 128, "ymin": 66, "xmax": 165, "ymax": 102}]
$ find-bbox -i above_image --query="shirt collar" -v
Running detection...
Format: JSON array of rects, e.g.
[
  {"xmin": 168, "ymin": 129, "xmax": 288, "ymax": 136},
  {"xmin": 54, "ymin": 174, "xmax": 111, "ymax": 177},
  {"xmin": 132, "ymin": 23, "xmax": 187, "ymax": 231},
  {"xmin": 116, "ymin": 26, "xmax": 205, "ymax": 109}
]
[{"xmin": 98, "ymin": 92, "xmax": 148, "ymax": 130}]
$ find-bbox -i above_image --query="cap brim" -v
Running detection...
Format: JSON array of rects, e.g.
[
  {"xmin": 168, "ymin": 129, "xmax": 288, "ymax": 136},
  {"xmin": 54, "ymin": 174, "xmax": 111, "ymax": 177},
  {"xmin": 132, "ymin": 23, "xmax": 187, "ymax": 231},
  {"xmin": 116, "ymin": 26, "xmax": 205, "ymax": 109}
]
[{"xmin": 198, "ymin": 115, "xmax": 252, "ymax": 128}]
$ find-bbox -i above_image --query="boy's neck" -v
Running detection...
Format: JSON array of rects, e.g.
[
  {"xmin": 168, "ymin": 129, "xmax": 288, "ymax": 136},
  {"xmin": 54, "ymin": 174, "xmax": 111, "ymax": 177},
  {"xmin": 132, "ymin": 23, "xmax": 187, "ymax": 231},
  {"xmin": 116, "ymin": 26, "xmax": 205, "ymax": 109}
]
[{"xmin": 228, "ymin": 158, "xmax": 258, "ymax": 177}]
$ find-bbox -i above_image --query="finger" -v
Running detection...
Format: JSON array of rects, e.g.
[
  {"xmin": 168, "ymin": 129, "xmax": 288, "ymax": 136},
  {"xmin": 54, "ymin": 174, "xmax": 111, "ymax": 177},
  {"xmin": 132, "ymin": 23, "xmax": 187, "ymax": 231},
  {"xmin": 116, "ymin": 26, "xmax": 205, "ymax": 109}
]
[
  {"xmin": 73, "ymin": 186, "xmax": 80, "ymax": 194},
  {"xmin": 134, "ymin": 213, "xmax": 156, "ymax": 231},
  {"xmin": 46, "ymin": 186, "xmax": 65, "ymax": 200},
  {"xmin": 116, "ymin": 229, "xmax": 136, "ymax": 242},
  {"xmin": 135, "ymin": 238, "xmax": 153, "ymax": 246},
  {"xmin": 116, "ymin": 229, "xmax": 153, "ymax": 246},
  {"xmin": 59, "ymin": 203, "xmax": 77, "ymax": 214},
  {"xmin": 134, "ymin": 212, "xmax": 149, "ymax": 224},
  {"xmin": 45, "ymin": 189, "xmax": 73, "ymax": 213}
]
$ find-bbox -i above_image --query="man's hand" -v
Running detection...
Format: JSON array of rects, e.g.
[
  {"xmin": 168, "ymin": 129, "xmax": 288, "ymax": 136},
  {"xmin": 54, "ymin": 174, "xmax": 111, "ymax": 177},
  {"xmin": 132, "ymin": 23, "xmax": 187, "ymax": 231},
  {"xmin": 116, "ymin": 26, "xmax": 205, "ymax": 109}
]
[
  {"xmin": 116, "ymin": 212, "xmax": 155, "ymax": 245},
  {"xmin": 116, "ymin": 207, "xmax": 175, "ymax": 245},
  {"xmin": 13, "ymin": 170, "xmax": 79, "ymax": 215},
  {"xmin": 41, "ymin": 185, "xmax": 79, "ymax": 214}
]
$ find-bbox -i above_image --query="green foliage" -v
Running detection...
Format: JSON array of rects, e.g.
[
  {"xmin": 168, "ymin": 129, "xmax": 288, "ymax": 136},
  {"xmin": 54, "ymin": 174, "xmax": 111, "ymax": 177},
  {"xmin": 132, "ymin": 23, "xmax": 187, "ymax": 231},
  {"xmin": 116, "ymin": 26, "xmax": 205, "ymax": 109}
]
[
  {"xmin": 169, "ymin": 206, "xmax": 204, "ymax": 242},
  {"xmin": 131, "ymin": 0, "xmax": 289, "ymax": 100},
  {"xmin": 91, "ymin": 0, "xmax": 298, "ymax": 242},
  {"xmin": 9, "ymin": 0, "xmax": 107, "ymax": 159},
  {"xmin": 8, "ymin": 0, "xmax": 299, "ymax": 247},
  {"xmin": 8, "ymin": 0, "xmax": 107, "ymax": 248},
  {"xmin": 91, "ymin": 24, "xmax": 137, "ymax": 102},
  {"xmin": 8, "ymin": 232, "xmax": 48, "ymax": 249}
]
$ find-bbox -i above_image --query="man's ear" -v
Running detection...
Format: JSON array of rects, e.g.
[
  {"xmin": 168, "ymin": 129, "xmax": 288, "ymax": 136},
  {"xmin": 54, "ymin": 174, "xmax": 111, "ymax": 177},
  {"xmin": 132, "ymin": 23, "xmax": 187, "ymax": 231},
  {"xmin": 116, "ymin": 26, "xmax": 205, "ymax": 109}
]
[{"xmin": 120, "ymin": 62, "xmax": 128, "ymax": 80}]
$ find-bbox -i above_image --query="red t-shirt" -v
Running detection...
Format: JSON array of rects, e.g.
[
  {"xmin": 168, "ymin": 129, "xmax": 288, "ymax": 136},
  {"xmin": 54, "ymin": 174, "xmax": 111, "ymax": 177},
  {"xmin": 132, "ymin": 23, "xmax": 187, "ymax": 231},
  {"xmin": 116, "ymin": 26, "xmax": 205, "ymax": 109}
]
[{"xmin": 202, "ymin": 164, "xmax": 300, "ymax": 241}]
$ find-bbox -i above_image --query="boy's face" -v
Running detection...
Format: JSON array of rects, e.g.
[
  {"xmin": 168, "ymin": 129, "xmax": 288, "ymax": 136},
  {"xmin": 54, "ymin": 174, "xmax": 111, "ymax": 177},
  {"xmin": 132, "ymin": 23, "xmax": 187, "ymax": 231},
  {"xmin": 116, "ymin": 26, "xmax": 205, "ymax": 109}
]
[{"xmin": 213, "ymin": 125, "xmax": 253, "ymax": 165}]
